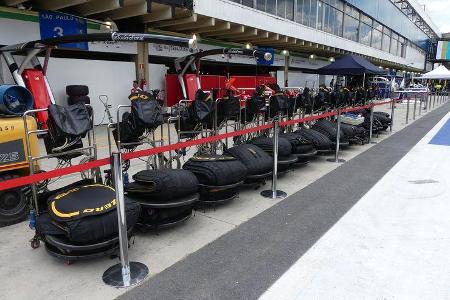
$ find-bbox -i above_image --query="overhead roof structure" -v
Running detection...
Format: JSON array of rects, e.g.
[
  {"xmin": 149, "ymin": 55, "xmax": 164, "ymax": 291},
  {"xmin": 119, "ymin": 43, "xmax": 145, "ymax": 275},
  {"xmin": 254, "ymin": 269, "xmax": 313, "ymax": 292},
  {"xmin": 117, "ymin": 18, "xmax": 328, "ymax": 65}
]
[
  {"xmin": 0, "ymin": 0, "xmax": 436, "ymax": 71},
  {"xmin": 418, "ymin": 65, "xmax": 450, "ymax": 79}
]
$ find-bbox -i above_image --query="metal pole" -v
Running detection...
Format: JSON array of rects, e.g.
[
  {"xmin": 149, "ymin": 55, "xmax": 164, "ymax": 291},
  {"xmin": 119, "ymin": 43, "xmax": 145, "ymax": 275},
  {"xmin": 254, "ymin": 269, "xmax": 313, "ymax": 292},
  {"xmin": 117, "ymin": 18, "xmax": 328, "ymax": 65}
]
[
  {"xmin": 327, "ymin": 109, "xmax": 345, "ymax": 163},
  {"xmin": 390, "ymin": 98, "xmax": 395, "ymax": 132},
  {"xmin": 413, "ymin": 93, "xmax": 417, "ymax": 120},
  {"xmin": 103, "ymin": 152, "xmax": 149, "ymax": 288},
  {"xmin": 369, "ymin": 103, "xmax": 377, "ymax": 144},
  {"xmin": 405, "ymin": 93, "xmax": 410, "ymax": 124},
  {"xmin": 261, "ymin": 115, "xmax": 287, "ymax": 199},
  {"xmin": 418, "ymin": 92, "xmax": 422, "ymax": 116}
]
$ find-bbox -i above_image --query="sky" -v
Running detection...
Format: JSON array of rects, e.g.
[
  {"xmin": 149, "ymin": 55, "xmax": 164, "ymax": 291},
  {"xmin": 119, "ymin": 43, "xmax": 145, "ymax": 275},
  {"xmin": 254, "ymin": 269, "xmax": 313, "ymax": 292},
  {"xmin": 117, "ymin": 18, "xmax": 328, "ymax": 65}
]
[{"xmin": 418, "ymin": 0, "xmax": 450, "ymax": 33}]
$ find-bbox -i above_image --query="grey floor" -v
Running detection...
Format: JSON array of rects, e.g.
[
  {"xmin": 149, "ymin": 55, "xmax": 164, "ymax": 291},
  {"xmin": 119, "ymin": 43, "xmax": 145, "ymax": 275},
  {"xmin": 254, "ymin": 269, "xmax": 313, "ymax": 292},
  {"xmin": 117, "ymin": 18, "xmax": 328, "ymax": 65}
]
[{"xmin": 119, "ymin": 102, "xmax": 450, "ymax": 300}]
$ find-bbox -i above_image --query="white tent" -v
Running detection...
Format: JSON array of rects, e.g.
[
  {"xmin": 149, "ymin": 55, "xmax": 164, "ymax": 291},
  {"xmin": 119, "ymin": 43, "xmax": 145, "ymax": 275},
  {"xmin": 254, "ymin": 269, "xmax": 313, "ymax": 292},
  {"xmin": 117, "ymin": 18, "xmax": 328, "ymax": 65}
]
[{"xmin": 418, "ymin": 65, "xmax": 450, "ymax": 80}]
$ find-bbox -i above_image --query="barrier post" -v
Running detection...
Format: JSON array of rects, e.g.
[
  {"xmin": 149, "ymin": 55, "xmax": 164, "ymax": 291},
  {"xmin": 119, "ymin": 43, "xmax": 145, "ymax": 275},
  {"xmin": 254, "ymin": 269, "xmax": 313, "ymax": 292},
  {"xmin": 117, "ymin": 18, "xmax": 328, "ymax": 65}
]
[
  {"xmin": 433, "ymin": 91, "xmax": 436, "ymax": 108},
  {"xmin": 418, "ymin": 93, "xmax": 422, "ymax": 116},
  {"xmin": 369, "ymin": 103, "xmax": 377, "ymax": 143},
  {"xmin": 261, "ymin": 115, "xmax": 287, "ymax": 199},
  {"xmin": 103, "ymin": 152, "xmax": 149, "ymax": 288},
  {"xmin": 413, "ymin": 93, "xmax": 417, "ymax": 120},
  {"xmin": 327, "ymin": 109, "xmax": 345, "ymax": 163},
  {"xmin": 405, "ymin": 93, "xmax": 410, "ymax": 124},
  {"xmin": 390, "ymin": 98, "xmax": 395, "ymax": 132}
]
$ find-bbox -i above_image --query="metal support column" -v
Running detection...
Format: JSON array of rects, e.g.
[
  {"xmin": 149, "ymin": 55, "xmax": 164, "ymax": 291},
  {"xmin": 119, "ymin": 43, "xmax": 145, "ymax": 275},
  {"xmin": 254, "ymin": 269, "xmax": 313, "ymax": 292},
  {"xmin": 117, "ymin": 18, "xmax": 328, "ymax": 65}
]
[
  {"xmin": 103, "ymin": 152, "xmax": 149, "ymax": 287},
  {"xmin": 261, "ymin": 116, "xmax": 287, "ymax": 199},
  {"xmin": 327, "ymin": 109, "xmax": 345, "ymax": 163}
]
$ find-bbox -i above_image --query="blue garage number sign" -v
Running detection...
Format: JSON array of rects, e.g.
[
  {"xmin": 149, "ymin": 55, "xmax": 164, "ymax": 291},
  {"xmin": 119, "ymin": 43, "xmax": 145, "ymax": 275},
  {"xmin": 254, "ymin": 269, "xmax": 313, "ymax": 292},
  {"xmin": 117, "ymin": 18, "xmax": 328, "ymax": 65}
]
[
  {"xmin": 39, "ymin": 11, "xmax": 88, "ymax": 50},
  {"xmin": 257, "ymin": 48, "xmax": 274, "ymax": 66}
]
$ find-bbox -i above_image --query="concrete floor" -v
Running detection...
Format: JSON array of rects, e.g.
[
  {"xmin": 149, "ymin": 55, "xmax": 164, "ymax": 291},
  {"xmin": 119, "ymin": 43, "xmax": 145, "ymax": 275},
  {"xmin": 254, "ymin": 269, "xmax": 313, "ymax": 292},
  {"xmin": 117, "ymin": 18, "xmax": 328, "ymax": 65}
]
[{"xmin": 0, "ymin": 97, "xmax": 447, "ymax": 300}]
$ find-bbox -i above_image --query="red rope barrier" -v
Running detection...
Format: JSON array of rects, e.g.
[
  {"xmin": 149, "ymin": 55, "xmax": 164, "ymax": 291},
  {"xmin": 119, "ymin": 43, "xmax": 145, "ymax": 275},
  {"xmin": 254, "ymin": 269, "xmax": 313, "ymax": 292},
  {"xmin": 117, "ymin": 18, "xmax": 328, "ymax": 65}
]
[{"xmin": 0, "ymin": 100, "xmax": 394, "ymax": 192}]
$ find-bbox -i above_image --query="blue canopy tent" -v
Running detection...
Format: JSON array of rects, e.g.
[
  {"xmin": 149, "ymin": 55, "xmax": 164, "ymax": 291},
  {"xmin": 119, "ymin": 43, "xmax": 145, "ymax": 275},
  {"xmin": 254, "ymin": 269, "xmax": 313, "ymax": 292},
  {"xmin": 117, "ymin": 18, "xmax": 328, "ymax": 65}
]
[{"xmin": 317, "ymin": 55, "xmax": 386, "ymax": 75}]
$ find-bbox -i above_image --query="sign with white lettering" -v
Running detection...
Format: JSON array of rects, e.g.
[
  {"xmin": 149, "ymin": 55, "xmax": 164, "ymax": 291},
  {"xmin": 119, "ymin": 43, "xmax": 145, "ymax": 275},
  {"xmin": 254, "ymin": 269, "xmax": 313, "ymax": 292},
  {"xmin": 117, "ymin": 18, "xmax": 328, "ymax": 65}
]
[{"xmin": 39, "ymin": 11, "xmax": 88, "ymax": 50}]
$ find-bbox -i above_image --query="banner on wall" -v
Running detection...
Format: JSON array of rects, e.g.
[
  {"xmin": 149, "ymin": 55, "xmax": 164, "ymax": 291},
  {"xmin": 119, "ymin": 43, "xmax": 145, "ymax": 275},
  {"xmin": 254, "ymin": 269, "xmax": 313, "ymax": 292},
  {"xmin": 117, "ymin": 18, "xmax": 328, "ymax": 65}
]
[{"xmin": 39, "ymin": 11, "xmax": 88, "ymax": 50}]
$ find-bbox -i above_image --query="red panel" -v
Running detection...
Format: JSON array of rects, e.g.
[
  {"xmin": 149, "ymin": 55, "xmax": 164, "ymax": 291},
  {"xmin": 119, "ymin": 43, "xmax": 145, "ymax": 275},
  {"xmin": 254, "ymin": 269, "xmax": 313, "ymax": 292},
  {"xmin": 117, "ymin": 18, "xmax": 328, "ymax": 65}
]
[
  {"xmin": 257, "ymin": 76, "xmax": 276, "ymax": 86},
  {"xmin": 230, "ymin": 76, "xmax": 257, "ymax": 96},
  {"xmin": 200, "ymin": 75, "xmax": 227, "ymax": 98},
  {"xmin": 184, "ymin": 74, "xmax": 199, "ymax": 101},
  {"xmin": 22, "ymin": 69, "xmax": 52, "ymax": 128},
  {"xmin": 165, "ymin": 74, "xmax": 183, "ymax": 107}
]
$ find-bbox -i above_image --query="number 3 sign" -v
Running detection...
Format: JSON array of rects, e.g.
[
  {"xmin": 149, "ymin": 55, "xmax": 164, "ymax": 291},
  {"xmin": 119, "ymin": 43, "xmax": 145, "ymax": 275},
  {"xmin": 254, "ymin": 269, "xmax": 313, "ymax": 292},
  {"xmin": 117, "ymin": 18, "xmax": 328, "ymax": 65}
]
[{"xmin": 39, "ymin": 11, "xmax": 88, "ymax": 50}]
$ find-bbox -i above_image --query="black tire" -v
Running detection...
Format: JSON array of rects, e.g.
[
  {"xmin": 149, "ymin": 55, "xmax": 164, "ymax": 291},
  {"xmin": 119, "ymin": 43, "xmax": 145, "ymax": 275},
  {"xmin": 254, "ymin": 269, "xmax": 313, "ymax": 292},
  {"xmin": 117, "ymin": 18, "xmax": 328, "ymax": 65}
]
[
  {"xmin": 295, "ymin": 128, "xmax": 333, "ymax": 151},
  {"xmin": 183, "ymin": 155, "xmax": 247, "ymax": 186},
  {"xmin": 126, "ymin": 169, "xmax": 199, "ymax": 202},
  {"xmin": 249, "ymin": 136, "xmax": 292, "ymax": 157},
  {"xmin": 224, "ymin": 144, "xmax": 273, "ymax": 175},
  {"xmin": 66, "ymin": 85, "xmax": 89, "ymax": 97},
  {"xmin": 0, "ymin": 174, "xmax": 29, "ymax": 227},
  {"xmin": 68, "ymin": 95, "xmax": 90, "ymax": 105}
]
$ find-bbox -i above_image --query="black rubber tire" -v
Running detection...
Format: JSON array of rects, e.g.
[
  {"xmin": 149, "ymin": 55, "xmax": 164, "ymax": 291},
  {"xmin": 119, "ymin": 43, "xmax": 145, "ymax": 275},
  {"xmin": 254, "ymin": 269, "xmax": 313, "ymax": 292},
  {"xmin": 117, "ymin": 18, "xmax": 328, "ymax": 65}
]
[
  {"xmin": 66, "ymin": 85, "xmax": 89, "ymax": 97},
  {"xmin": 68, "ymin": 95, "xmax": 90, "ymax": 105},
  {"xmin": 126, "ymin": 169, "xmax": 198, "ymax": 202},
  {"xmin": 295, "ymin": 128, "xmax": 333, "ymax": 151},
  {"xmin": 224, "ymin": 144, "xmax": 273, "ymax": 175},
  {"xmin": 0, "ymin": 174, "xmax": 29, "ymax": 227},
  {"xmin": 183, "ymin": 155, "xmax": 248, "ymax": 186}
]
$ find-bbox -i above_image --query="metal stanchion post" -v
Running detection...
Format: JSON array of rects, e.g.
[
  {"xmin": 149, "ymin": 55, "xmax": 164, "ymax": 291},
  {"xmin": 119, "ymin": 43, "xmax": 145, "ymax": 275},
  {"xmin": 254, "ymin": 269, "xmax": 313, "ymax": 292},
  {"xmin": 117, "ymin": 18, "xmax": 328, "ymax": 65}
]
[
  {"xmin": 413, "ymin": 93, "xmax": 417, "ymax": 120},
  {"xmin": 405, "ymin": 94, "xmax": 410, "ymax": 124},
  {"xmin": 390, "ymin": 99, "xmax": 395, "ymax": 132},
  {"xmin": 433, "ymin": 92, "xmax": 436, "ymax": 108},
  {"xmin": 103, "ymin": 152, "xmax": 149, "ymax": 288},
  {"xmin": 418, "ymin": 93, "xmax": 422, "ymax": 116},
  {"xmin": 368, "ymin": 103, "xmax": 377, "ymax": 144},
  {"xmin": 261, "ymin": 116, "xmax": 287, "ymax": 199},
  {"xmin": 327, "ymin": 109, "xmax": 345, "ymax": 163}
]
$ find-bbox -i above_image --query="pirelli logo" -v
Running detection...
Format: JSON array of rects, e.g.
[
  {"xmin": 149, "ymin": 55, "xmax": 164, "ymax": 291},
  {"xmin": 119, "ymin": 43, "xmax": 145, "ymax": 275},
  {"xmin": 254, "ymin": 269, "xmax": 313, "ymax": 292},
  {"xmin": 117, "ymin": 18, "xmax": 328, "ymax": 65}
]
[{"xmin": 81, "ymin": 199, "xmax": 116, "ymax": 214}]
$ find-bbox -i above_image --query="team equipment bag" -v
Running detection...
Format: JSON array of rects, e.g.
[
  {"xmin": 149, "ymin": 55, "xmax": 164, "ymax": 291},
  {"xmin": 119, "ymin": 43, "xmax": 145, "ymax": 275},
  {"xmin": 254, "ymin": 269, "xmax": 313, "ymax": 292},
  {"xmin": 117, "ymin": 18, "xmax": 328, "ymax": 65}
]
[
  {"xmin": 38, "ymin": 183, "xmax": 140, "ymax": 245},
  {"xmin": 295, "ymin": 128, "xmax": 333, "ymax": 151},
  {"xmin": 224, "ymin": 144, "xmax": 272, "ymax": 176},
  {"xmin": 45, "ymin": 103, "xmax": 91, "ymax": 157},
  {"xmin": 269, "ymin": 93, "xmax": 289, "ymax": 118},
  {"xmin": 131, "ymin": 99, "xmax": 163, "ymax": 130}
]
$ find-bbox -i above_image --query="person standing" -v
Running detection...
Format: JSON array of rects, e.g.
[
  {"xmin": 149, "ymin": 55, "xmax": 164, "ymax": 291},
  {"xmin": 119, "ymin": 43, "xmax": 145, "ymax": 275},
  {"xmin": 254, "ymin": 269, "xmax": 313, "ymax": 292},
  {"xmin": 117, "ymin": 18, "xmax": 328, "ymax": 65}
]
[{"xmin": 131, "ymin": 80, "xmax": 142, "ymax": 94}]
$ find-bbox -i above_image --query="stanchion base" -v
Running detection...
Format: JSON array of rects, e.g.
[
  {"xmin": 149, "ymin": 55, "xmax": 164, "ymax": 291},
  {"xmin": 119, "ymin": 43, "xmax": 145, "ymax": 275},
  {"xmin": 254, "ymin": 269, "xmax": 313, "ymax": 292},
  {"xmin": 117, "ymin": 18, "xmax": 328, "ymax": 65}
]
[
  {"xmin": 260, "ymin": 189, "xmax": 287, "ymax": 199},
  {"xmin": 326, "ymin": 158, "xmax": 346, "ymax": 163},
  {"xmin": 370, "ymin": 141, "xmax": 378, "ymax": 144},
  {"xmin": 103, "ymin": 261, "xmax": 149, "ymax": 288}
]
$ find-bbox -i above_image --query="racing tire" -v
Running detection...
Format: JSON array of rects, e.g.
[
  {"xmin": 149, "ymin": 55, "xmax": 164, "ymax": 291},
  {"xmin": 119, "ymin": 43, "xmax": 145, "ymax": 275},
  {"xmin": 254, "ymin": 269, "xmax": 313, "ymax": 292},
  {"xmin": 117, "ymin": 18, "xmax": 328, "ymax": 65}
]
[
  {"xmin": 0, "ymin": 174, "xmax": 29, "ymax": 227},
  {"xmin": 66, "ymin": 85, "xmax": 89, "ymax": 97}
]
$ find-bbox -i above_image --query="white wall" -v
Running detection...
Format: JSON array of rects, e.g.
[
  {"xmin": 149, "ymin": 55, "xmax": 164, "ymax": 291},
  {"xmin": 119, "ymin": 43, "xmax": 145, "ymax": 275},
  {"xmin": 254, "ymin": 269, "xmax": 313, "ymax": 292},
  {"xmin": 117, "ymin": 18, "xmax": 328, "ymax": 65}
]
[
  {"xmin": 44, "ymin": 58, "xmax": 135, "ymax": 125},
  {"xmin": 277, "ymin": 71, "xmax": 320, "ymax": 88}
]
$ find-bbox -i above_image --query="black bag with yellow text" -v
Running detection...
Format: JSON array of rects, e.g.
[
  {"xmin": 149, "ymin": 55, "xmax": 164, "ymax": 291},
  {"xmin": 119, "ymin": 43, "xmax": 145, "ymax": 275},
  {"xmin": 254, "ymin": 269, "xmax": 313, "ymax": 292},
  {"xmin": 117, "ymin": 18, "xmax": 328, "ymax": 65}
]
[{"xmin": 42, "ymin": 183, "xmax": 140, "ymax": 244}]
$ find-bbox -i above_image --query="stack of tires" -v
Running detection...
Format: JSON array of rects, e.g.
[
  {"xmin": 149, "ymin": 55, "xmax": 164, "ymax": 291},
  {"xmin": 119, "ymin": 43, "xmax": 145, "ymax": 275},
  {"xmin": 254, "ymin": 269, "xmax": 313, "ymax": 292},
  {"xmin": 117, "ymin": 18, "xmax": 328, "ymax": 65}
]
[
  {"xmin": 225, "ymin": 144, "xmax": 273, "ymax": 186},
  {"xmin": 125, "ymin": 169, "xmax": 199, "ymax": 230},
  {"xmin": 36, "ymin": 181, "xmax": 140, "ymax": 264},
  {"xmin": 183, "ymin": 154, "xmax": 247, "ymax": 205},
  {"xmin": 295, "ymin": 128, "xmax": 334, "ymax": 153},
  {"xmin": 279, "ymin": 132, "xmax": 317, "ymax": 164},
  {"xmin": 66, "ymin": 85, "xmax": 90, "ymax": 105},
  {"xmin": 249, "ymin": 136, "xmax": 298, "ymax": 172},
  {"xmin": 312, "ymin": 119, "xmax": 349, "ymax": 147}
]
